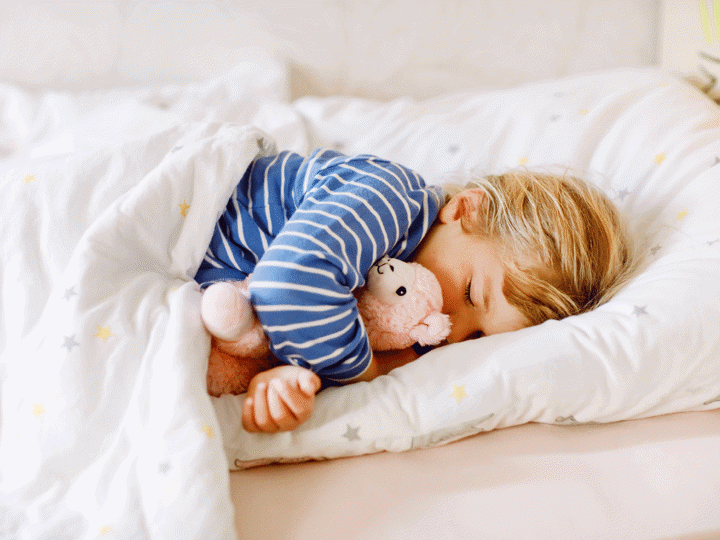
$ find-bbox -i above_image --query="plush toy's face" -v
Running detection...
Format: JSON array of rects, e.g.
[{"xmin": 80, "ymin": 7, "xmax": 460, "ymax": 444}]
[
  {"xmin": 365, "ymin": 256, "xmax": 418, "ymax": 305},
  {"xmin": 358, "ymin": 256, "xmax": 451, "ymax": 350}
]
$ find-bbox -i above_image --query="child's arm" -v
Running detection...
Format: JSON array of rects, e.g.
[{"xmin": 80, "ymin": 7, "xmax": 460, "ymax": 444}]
[
  {"xmin": 349, "ymin": 348, "xmax": 421, "ymax": 382},
  {"xmin": 248, "ymin": 150, "xmax": 442, "ymax": 387}
]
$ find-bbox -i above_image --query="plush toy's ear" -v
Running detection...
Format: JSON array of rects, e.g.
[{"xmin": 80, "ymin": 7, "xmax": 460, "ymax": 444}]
[{"xmin": 408, "ymin": 312, "xmax": 452, "ymax": 346}]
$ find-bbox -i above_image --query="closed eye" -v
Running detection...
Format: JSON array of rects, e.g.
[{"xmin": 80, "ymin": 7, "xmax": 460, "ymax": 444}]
[{"xmin": 464, "ymin": 280, "xmax": 474, "ymax": 306}]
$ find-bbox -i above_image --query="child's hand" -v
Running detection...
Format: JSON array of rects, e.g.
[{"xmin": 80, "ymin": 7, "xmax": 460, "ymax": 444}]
[{"xmin": 242, "ymin": 365, "xmax": 321, "ymax": 433}]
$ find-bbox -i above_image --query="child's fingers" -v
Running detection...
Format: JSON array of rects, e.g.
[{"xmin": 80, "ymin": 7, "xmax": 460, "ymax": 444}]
[
  {"xmin": 272, "ymin": 378, "xmax": 315, "ymax": 423},
  {"xmin": 250, "ymin": 382, "xmax": 280, "ymax": 433},
  {"xmin": 241, "ymin": 369, "xmax": 320, "ymax": 432},
  {"xmin": 266, "ymin": 380, "xmax": 299, "ymax": 431},
  {"xmin": 298, "ymin": 371, "xmax": 321, "ymax": 396},
  {"xmin": 242, "ymin": 396, "xmax": 260, "ymax": 432}
]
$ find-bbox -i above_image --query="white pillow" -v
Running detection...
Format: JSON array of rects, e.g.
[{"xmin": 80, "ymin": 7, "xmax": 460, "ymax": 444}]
[{"xmin": 213, "ymin": 69, "xmax": 720, "ymax": 468}]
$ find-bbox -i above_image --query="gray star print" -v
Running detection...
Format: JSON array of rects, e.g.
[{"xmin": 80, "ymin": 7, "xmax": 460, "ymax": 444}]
[
  {"xmin": 342, "ymin": 424, "xmax": 361, "ymax": 441},
  {"xmin": 62, "ymin": 286, "xmax": 77, "ymax": 300},
  {"xmin": 616, "ymin": 189, "xmax": 631, "ymax": 201},
  {"xmin": 62, "ymin": 335, "xmax": 80, "ymax": 351}
]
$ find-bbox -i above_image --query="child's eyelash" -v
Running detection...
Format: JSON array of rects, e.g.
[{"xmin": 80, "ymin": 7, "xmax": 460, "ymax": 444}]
[{"xmin": 465, "ymin": 280, "xmax": 474, "ymax": 306}]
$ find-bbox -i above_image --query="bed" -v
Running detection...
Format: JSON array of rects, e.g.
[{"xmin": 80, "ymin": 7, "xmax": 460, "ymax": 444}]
[{"xmin": 1, "ymin": 2, "xmax": 719, "ymax": 539}]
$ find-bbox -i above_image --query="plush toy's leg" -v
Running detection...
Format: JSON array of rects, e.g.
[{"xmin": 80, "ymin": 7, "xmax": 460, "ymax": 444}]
[
  {"xmin": 206, "ymin": 344, "xmax": 254, "ymax": 396},
  {"xmin": 201, "ymin": 282, "xmax": 254, "ymax": 341}
]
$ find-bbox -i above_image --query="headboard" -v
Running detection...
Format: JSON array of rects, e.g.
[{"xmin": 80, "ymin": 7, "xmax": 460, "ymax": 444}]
[{"xmin": 0, "ymin": 0, "xmax": 660, "ymax": 100}]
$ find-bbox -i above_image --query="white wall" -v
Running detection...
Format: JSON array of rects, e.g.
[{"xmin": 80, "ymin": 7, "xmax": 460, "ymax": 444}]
[{"xmin": 0, "ymin": 0, "xmax": 660, "ymax": 99}]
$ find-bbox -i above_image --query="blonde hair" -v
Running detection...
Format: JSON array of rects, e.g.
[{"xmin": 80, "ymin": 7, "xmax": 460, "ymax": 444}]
[{"xmin": 446, "ymin": 169, "xmax": 637, "ymax": 326}]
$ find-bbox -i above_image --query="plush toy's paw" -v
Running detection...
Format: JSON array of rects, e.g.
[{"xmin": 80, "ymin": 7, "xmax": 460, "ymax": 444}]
[
  {"xmin": 201, "ymin": 282, "xmax": 253, "ymax": 341},
  {"xmin": 409, "ymin": 312, "xmax": 452, "ymax": 346}
]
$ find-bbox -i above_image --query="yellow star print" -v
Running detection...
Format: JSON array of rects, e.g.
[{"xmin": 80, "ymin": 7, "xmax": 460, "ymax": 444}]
[
  {"xmin": 22, "ymin": 174, "xmax": 37, "ymax": 184},
  {"xmin": 578, "ymin": 109, "xmax": 588, "ymax": 115},
  {"xmin": 518, "ymin": 157, "xmax": 529, "ymax": 166},
  {"xmin": 178, "ymin": 199, "xmax": 190, "ymax": 218},
  {"xmin": 202, "ymin": 424, "xmax": 214, "ymax": 438},
  {"xmin": 32, "ymin": 404, "xmax": 45, "ymax": 418},
  {"xmin": 450, "ymin": 384, "xmax": 468, "ymax": 403},
  {"xmin": 94, "ymin": 326, "xmax": 113, "ymax": 342},
  {"xmin": 654, "ymin": 153, "xmax": 666, "ymax": 165},
  {"xmin": 676, "ymin": 209, "xmax": 689, "ymax": 220}
]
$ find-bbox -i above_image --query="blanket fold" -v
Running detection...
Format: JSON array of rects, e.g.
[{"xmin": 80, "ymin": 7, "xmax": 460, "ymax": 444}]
[{"xmin": 1, "ymin": 122, "xmax": 275, "ymax": 540}]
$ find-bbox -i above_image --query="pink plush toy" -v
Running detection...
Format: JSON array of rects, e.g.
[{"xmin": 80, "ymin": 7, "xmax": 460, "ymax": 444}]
[{"xmin": 201, "ymin": 256, "xmax": 451, "ymax": 396}]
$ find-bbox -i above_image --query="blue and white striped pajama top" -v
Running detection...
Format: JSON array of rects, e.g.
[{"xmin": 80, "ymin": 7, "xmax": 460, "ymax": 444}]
[{"xmin": 195, "ymin": 148, "xmax": 444, "ymax": 384}]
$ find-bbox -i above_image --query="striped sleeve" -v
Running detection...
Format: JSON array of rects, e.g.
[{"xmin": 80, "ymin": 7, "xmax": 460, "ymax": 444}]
[
  {"xmin": 194, "ymin": 151, "xmax": 304, "ymax": 285},
  {"xmin": 249, "ymin": 149, "xmax": 443, "ymax": 382}
]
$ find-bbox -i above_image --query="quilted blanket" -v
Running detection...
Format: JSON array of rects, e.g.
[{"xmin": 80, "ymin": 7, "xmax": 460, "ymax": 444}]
[{"xmin": 1, "ymin": 122, "xmax": 275, "ymax": 539}]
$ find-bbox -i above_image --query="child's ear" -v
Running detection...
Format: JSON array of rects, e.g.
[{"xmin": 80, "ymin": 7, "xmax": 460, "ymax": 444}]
[{"xmin": 439, "ymin": 188, "xmax": 487, "ymax": 224}]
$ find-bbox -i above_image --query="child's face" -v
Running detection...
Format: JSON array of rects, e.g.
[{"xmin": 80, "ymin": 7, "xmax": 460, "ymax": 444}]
[{"xmin": 411, "ymin": 189, "xmax": 531, "ymax": 343}]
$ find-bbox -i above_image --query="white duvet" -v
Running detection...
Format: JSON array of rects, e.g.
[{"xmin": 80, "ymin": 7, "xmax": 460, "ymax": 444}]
[
  {"xmin": 2, "ymin": 58, "xmax": 720, "ymax": 539},
  {"xmin": 1, "ymin": 121, "xmax": 279, "ymax": 538},
  {"xmin": 0, "ymin": 59, "xmax": 300, "ymax": 539}
]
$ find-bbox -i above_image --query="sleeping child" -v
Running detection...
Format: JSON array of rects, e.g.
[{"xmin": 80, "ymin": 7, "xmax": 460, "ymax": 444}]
[{"xmin": 194, "ymin": 148, "xmax": 636, "ymax": 433}]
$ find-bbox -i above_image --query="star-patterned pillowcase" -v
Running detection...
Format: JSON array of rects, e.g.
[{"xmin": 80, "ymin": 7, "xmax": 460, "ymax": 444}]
[{"xmin": 214, "ymin": 68, "xmax": 720, "ymax": 468}]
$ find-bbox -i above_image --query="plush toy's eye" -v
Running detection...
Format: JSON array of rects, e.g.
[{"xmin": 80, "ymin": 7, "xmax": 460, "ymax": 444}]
[{"xmin": 395, "ymin": 286, "xmax": 407, "ymax": 296}]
